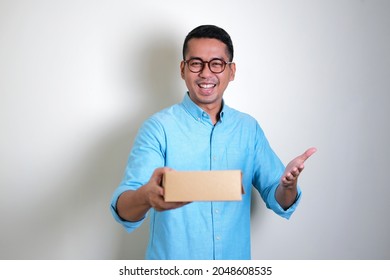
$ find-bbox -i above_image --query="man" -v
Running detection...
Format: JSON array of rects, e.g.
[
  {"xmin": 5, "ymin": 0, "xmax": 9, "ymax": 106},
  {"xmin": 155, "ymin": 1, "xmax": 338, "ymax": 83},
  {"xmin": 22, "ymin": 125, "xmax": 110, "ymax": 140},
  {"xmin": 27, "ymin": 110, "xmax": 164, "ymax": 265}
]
[{"xmin": 110, "ymin": 25, "xmax": 316, "ymax": 260}]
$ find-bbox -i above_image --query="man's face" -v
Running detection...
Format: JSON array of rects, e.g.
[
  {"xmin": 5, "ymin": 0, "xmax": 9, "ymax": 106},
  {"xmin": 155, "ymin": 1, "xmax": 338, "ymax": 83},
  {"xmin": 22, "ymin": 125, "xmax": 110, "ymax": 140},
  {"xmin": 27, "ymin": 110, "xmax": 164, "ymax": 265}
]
[{"xmin": 180, "ymin": 38, "xmax": 235, "ymax": 113}]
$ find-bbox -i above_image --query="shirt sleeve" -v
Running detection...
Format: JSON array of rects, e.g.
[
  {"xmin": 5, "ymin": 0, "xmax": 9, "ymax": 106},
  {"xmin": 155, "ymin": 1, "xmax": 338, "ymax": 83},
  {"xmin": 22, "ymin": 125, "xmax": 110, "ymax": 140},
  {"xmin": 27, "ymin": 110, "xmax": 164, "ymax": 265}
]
[
  {"xmin": 110, "ymin": 117, "xmax": 166, "ymax": 232},
  {"xmin": 252, "ymin": 122, "xmax": 302, "ymax": 220}
]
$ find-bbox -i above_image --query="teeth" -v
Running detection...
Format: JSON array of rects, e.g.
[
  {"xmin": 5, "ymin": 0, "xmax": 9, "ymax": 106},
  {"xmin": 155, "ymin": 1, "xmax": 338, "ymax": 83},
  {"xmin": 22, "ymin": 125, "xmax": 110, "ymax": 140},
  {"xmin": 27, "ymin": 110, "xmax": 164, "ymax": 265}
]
[{"xmin": 199, "ymin": 84, "xmax": 215, "ymax": 89}]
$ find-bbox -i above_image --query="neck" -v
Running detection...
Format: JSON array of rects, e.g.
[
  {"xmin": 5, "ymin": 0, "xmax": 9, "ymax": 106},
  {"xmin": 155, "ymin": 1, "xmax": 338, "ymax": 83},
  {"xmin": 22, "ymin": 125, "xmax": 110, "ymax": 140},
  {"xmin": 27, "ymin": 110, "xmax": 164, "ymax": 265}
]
[
  {"xmin": 202, "ymin": 104, "xmax": 221, "ymax": 125},
  {"xmin": 186, "ymin": 92, "xmax": 223, "ymax": 124}
]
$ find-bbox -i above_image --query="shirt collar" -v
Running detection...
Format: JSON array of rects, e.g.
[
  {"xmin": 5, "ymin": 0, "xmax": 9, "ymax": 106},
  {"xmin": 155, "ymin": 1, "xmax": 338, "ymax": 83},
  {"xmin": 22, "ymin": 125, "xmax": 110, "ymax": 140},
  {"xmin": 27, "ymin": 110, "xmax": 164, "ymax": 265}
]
[{"xmin": 181, "ymin": 92, "xmax": 226, "ymax": 123}]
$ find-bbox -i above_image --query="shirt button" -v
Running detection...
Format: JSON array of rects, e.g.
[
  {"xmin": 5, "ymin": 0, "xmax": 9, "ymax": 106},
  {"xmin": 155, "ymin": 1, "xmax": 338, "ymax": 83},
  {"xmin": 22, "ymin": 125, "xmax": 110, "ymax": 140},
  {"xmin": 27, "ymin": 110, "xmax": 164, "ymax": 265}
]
[
  {"xmin": 216, "ymin": 236, "xmax": 221, "ymax": 240},
  {"xmin": 215, "ymin": 209, "xmax": 219, "ymax": 214},
  {"xmin": 213, "ymin": 156, "xmax": 217, "ymax": 161}
]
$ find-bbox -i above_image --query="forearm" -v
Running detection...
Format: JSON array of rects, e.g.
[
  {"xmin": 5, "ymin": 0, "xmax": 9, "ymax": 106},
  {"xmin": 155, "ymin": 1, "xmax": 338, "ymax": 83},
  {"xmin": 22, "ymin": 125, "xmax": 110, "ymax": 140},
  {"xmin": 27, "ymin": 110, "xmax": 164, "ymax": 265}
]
[
  {"xmin": 116, "ymin": 188, "xmax": 151, "ymax": 222},
  {"xmin": 275, "ymin": 184, "xmax": 298, "ymax": 210}
]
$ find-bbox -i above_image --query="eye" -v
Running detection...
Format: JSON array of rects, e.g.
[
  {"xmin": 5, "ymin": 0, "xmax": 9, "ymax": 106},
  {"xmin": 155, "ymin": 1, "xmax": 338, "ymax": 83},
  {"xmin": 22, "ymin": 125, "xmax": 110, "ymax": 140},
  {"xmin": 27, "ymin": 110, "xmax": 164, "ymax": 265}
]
[
  {"xmin": 189, "ymin": 60, "xmax": 203, "ymax": 67},
  {"xmin": 210, "ymin": 60, "xmax": 223, "ymax": 67}
]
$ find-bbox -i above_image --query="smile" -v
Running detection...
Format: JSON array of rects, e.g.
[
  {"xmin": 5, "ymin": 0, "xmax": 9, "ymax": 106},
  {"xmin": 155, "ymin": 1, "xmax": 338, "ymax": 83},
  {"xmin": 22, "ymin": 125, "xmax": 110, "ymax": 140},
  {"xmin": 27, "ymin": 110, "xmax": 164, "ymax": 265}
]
[{"xmin": 198, "ymin": 83, "xmax": 216, "ymax": 89}]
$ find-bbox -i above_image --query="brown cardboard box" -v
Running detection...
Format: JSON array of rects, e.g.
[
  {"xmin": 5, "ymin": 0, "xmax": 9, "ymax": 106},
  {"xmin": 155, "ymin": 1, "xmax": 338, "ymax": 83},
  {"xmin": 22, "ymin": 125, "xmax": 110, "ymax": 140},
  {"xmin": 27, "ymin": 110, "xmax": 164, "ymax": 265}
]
[{"xmin": 163, "ymin": 170, "xmax": 243, "ymax": 202}]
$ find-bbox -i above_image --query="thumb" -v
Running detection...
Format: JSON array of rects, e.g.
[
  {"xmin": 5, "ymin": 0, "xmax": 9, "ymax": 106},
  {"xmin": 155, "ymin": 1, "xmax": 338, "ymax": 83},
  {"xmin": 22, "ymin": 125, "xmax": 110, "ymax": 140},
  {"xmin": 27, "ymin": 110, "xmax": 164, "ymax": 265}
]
[
  {"xmin": 300, "ymin": 147, "xmax": 317, "ymax": 162},
  {"xmin": 150, "ymin": 167, "xmax": 173, "ymax": 185}
]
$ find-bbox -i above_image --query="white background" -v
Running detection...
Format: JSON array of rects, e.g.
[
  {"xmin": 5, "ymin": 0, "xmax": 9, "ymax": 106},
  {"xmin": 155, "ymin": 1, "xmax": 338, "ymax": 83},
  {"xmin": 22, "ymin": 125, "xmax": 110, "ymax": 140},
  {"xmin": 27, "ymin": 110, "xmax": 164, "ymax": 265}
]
[{"xmin": 1, "ymin": 0, "xmax": 389, "ymax": 259}]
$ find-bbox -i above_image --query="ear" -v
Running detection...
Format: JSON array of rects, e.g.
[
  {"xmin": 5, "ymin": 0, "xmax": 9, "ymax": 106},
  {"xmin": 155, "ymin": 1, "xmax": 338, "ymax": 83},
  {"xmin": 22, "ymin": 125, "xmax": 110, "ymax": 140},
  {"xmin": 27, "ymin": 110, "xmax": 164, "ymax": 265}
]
[
  {"xmin": 229, "ymin": 62, "xmax": 236, "ymax": 81},
  {"xmin": 180, "ymin": 61, "xmax": 185, "ymax": 79}
]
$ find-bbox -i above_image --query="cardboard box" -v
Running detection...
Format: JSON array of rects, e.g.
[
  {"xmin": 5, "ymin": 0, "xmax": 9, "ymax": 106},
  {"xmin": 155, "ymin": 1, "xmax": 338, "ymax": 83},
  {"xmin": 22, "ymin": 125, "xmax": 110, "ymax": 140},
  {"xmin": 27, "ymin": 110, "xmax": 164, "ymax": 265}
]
[{"xmin": 163, "ymin": 170, "xmax": 243, "ymax": 202}]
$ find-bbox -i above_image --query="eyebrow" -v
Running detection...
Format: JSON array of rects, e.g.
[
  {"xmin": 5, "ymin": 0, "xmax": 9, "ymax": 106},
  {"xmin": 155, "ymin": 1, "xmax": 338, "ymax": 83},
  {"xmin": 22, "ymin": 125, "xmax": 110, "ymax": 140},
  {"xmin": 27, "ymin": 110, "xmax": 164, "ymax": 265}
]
[{"xmin": 187, "ymin": 56, "xmax": 226, "ymax": 61}]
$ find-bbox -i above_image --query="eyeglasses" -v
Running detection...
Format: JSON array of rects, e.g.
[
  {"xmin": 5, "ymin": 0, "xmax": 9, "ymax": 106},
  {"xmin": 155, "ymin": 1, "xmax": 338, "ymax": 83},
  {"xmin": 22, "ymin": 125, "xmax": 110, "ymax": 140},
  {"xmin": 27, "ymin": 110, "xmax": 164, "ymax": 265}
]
[{"xmin": 183, "ymin": 58, "xmax": 233, "ymax": 74}]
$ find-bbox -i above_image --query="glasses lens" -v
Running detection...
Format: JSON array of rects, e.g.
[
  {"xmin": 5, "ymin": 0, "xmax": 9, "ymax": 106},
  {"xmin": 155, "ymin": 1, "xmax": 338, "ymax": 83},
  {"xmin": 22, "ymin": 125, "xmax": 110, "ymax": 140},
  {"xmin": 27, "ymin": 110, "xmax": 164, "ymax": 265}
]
[
  {"xmin": 188, "ymin": 59, "xmax": 203, "ymax": 73},
  {"xmin": 209, "ymin": 59, "xmax": 225, "ymax": 73}
]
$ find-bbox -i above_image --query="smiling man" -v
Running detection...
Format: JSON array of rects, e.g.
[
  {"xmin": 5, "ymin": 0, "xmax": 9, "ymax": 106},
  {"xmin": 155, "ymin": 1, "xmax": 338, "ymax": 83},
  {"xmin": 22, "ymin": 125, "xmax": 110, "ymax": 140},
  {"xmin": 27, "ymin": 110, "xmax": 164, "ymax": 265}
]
[{"xmin": 110, "ymin": 25, "xmax": 316, "ymax": 260}]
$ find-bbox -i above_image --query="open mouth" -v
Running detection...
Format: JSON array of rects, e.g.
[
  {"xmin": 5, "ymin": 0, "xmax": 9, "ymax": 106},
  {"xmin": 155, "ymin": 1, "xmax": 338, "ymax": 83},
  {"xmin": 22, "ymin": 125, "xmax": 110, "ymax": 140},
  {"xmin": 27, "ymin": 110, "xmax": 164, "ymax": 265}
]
[{"xmin": 198, "ymin": 83, "xmax": 216, "ymax": 89}]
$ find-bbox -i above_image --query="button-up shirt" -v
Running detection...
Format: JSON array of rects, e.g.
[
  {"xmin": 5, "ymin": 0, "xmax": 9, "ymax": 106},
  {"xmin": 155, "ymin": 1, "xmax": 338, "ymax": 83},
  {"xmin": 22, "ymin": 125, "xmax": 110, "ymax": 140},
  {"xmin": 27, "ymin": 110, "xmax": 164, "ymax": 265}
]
[{"xmin": 110, "ymin": 93, "xmax": 301, "ymax": 259}]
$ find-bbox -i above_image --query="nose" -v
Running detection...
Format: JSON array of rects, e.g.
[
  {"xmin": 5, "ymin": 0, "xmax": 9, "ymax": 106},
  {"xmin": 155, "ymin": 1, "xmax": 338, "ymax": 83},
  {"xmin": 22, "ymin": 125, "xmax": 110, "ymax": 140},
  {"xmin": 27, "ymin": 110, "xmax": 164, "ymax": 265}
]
[{"xmin": 199, "ymin": 62, "xmax": 214, "ymax": 77}]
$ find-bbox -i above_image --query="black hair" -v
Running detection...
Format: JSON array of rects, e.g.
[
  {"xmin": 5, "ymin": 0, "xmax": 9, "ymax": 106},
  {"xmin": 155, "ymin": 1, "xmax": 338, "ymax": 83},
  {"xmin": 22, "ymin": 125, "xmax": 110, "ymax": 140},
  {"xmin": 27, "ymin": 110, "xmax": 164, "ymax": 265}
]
[{"xmin": 182, "ymin": 25, "xmax": 234, "ymax": 61}]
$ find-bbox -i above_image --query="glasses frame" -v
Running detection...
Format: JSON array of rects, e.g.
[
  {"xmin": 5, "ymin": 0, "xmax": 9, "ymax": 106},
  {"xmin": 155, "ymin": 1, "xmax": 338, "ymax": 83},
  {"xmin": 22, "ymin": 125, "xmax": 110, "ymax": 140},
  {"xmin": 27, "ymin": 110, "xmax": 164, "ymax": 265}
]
[{"xmin": 183, "ymin": 58, "xmax": 233, "ymax": 74}]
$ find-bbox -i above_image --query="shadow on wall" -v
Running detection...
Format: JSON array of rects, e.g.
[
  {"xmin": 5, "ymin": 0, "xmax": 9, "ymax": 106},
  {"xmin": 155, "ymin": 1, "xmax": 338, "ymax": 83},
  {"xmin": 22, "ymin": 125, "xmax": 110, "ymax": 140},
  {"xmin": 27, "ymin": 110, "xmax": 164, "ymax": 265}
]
[
  {"xmin": 0, "ymin": 28, "xmax": 270, "ymax": 260},
  {"xmin": 113, "ymin": 31, "xmax": 183, "ymax": 259}
]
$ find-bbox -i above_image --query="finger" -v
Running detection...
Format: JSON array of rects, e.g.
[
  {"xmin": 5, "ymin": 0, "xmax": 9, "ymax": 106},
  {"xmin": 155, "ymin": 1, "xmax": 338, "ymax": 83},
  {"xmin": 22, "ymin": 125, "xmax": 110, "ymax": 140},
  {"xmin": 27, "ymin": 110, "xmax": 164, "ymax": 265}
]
[
  {"xmin": 282, "ymin": 176, "xmax": 292, "ymax": 185},
  {"xmin": 150, "ymin": 167, "xmax": 173, "ymax": 185},
  {"xmin": 284, "ymin": 173, "xmax": 294, "ymax": 181},
  {"xmin": 156, "ymin": 186, "xmax": 164, "ymax": 196},
  {"xmin": 171, "ymin": 202, "xmax": 191, "ymax": 209},
  {"xmin": 300, "ymin": 147, "xmax": 317, "ymax": 162},
  {"xmin": 291, "ymin": 167, "xmax": 300, "ymax": 177},
  {"xmin": 153, "ymin": 167, "xmax": 173, "ymax": 177},
  {"xmin": 155, "ymin": 201, "xmax": 190, "ymax": 212}
]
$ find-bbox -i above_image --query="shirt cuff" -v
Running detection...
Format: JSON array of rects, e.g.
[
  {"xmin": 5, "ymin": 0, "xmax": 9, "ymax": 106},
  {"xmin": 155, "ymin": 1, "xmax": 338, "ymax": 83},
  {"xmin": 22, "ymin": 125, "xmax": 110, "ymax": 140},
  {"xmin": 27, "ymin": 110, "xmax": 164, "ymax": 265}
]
[
  {"xmin": 267, "ymin": 184, "xmax": 302, "ymax": 220},
  {"xmin": 110, "ymin": 187, "xmax": 147, "ymax": 233},
  {"xmin": 110, "ymin": 204, "xmax": 146, "ymax": 233}
]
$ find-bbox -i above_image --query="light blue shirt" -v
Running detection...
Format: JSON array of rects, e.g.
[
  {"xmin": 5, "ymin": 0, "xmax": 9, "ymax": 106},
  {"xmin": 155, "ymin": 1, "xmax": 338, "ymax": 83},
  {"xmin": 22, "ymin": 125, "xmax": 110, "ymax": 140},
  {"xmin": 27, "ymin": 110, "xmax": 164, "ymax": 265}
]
[{"xmin": 110, "ymin": 93, "xmax": 301, "ymax": 260}]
